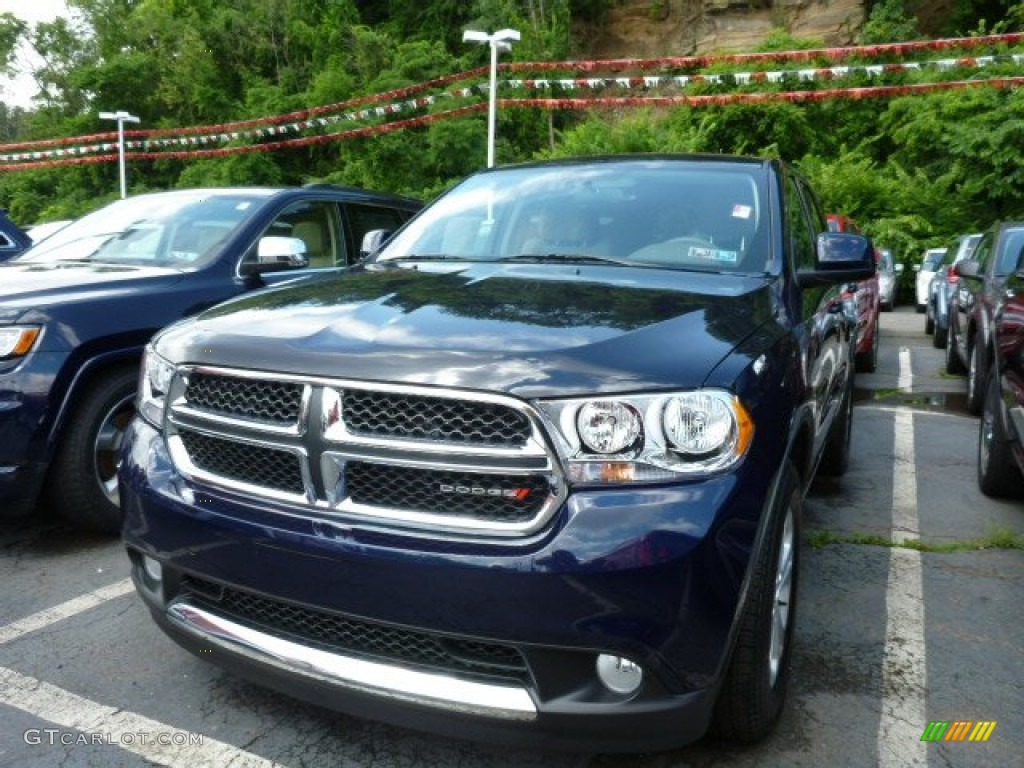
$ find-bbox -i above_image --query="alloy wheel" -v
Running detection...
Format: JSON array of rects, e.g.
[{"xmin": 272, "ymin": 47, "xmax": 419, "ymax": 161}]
[
  {"xmin": 769, "ymin": 508, "xmax": 795, "ymax": 687},
  {"xmin": 92, "ymin": 392, "xmax": 136, "ymax": 506}
]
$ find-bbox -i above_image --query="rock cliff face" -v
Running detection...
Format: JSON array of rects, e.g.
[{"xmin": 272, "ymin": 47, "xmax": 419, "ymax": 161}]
[{"xmin": 583, "ymin": 0, "xmax": 867, "ymax": 59}]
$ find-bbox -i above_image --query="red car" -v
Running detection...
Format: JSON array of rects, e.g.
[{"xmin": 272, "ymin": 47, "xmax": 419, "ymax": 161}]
[{"xmin": 827, "ymin": 213, "xmax": 880, "ymax": 372}]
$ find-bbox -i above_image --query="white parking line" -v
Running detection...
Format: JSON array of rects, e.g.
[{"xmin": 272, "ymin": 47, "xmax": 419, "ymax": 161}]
[
  {"xmin": 0, "ymin": 666, "xmax": 278, "ymax": 767},
  {"xmin": 877, "ymin": 348, "xmax": 927, "ymax": 766},
  {"xmin": 0, "ymin": 578, "xmax": 135, "ymax": 645}
]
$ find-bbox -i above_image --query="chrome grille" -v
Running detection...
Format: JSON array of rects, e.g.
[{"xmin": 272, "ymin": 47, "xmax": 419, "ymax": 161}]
[
  {"xmin": 179, "ymin": 575, "xmax": 527, "ymax": 678},
  {"xmin": 342, "ymin": 390, "xmax": 531, "ymax": 445},
  {"xmin": 186, "ymin": 372, "xmax": 303, "ymax": 424},
  {"xmin": 178, "ymin": 429, "xmax": 304, "ymax": 495},
  {"xmin": 167, "ymin": 367, "xmax": 563, "ymax": 538},
  {"xmin": 346, "ymin": 462, "xmax": 549, "ymax": 523}
]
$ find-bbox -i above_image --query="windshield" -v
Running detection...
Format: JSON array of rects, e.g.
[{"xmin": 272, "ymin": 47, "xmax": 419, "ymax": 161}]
[
  {"xmin": 376, "ymin": 160, "xmax": 772, "ymax": 274},
  {"xmin": 14, "ymin": 191, "xmax": 267, "ymax": 268},
  {"xmin": 878, "ymin": 249, "xmax": 894, "ymax": 271}
]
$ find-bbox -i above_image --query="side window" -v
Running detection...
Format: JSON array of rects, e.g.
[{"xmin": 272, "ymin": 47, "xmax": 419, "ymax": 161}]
[
  {"xmin": 345, "ymin": 204, "xmax": 409, "ymax": 263},
  {"xmin": 0, "ymin": 232, "xmax": 12, "ymax": 248},
  {"xmin": 261, "ymin": 201, "xmax": 343, "ymax": 270},
  {"xmin": 972, "ymin": 234, "xmax": 994, "ymax": 274},
  {"xmin": 786, "ymin": 175, "xmax": 817, "ymax": 271},
  {"xmin": 996, "ymin": 229, "xmax": 1024, "ymax": 275}
]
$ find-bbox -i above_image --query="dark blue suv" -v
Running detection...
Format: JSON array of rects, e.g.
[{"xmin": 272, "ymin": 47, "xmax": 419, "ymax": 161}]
[
  {"xmin": 0, "ymin": 185, "xmax": 421, "ymax": 531},
  {"xmin": 119, "ymin": 155, "xmax": 874, "ymax": 751}
]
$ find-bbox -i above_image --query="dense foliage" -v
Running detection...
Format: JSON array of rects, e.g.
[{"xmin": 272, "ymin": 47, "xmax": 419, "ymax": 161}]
[{"xmin": 1, "ymin": 0, "xmax": 1022, "ymax": 269}]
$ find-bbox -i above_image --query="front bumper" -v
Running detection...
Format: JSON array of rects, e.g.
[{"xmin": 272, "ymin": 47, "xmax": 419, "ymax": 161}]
[{"xmin": 121, "ymin": 418, "xmax": 776, "ymax": 751}]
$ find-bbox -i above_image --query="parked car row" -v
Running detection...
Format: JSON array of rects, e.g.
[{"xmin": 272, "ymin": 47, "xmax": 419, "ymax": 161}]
[
  {"xmin": 826, "ymin": 213, "xmax": 881, "ymax": 372},
  {"xmin": 925, "ymin": 223, "xmax": 1024, "ymax": 498}
]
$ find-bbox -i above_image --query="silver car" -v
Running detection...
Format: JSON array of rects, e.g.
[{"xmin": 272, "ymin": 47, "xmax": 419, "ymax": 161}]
[
  {"xmin": 915, "ymin": 247, "xmax": 948, "ymax": 313},
  {"xmin": 877, "ymin": 247, "xmax": 898, "ymax": 310},
  {"xmin": 926, "ymin": 233, "xmax": 982, "ymax": 347}
]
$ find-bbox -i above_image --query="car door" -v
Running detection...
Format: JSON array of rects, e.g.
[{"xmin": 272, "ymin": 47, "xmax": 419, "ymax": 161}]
[
  {"xmin": 245, "ymin": 198, "xmax": 349, "ymax": 287},
  {"xmin": 983, "ymin": 226, "xmax": 1024, "ymax": 356},
  {"xmin": 954, "ymin": 231, "xmax": 995, "ymax": 364}
]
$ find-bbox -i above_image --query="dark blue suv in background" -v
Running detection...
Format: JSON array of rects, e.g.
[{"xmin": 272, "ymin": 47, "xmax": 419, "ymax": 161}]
[
  {"xmin": 0, "ymin": 208, "xmax": 32, "ymax": 262},
  {"xmin": 120, "ymin": 155, "xmax": 874, "ymax": 752},
  {"xmin": 0, "ymin": 185, "xmax": 421, "ymax": 531}
]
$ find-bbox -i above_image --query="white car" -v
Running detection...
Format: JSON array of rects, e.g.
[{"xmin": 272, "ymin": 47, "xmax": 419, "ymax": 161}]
[
  {"xmin": 26, "ymin": 219, "xmax": 73, "ymax": 243},
  {"xmin": 915, "ymin": 247, "xmax": 948, "ymax": 312}
]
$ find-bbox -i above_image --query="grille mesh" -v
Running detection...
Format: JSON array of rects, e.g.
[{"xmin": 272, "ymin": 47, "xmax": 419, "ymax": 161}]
[
  {"xmin": 342, "ymin": 390, "xmax": 531, "ymax": 446},
  {"xmin": 178, "ymin": 430, "xmax": 305, "ymax": 495},
  {"xmin": 186, "ymin": 373, "xmax": 303, "ymax": 424},
  {"xmin": 346, "ymin": 462, "xmax": 548, "ymax": 522},
  {"xmin": 179, "ymin": 575, "xmax": 527, "ymax": 678}
]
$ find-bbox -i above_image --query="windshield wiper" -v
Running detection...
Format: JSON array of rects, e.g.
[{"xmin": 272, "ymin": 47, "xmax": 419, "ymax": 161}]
[
  {"xmin": 498, "ymin": 253, "xmax": 635, "ymax": 266},
  {"xmin": 391, "ymin": 254, "xmax": 474, "ymax": 262}
]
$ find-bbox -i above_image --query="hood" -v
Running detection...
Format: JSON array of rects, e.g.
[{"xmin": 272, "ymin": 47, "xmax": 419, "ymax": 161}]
[
  {"xmin": 0, "ymin": 261, "xmax": 185, "ymax": 317},
  {"xmin": 157, "ymin": 263, "xmax": 775, "ymax": 398}
]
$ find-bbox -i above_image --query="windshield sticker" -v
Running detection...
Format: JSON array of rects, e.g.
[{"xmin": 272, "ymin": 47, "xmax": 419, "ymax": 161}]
[
  {"xmin": 688, "ymin": 246, "xmax": 739, "ymax": 264},
  {"xmin": 732, "ymin": 205, "xmax": 752, "ymax": 219}
]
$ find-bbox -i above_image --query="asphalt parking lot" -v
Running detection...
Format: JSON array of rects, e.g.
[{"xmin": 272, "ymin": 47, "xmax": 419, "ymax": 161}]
[{"xmin": 1, "ymin": 306, "xmax": 1021, "ymax": 767}]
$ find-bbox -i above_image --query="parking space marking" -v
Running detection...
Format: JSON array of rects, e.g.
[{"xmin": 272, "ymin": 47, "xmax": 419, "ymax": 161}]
[
  {"xmin": 898, "ymin": 346, "xmax": 913, "ymax": 392},
  {"xmin": 1, "ymin": 665, "xmax": 277, "ymax": 767},
  {"xmin": 0, "ymin": 579, "xmax": 134, "ymax": 645},
  {"xmin": 877, "ymin": 350, "xmax": 927, "ymax": 767}
]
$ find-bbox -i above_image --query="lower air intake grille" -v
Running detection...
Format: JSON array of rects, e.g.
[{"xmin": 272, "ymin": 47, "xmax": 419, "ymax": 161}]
[{"xmin": 179, "ymin": 575, "xmax": 527, "ymax": 679}]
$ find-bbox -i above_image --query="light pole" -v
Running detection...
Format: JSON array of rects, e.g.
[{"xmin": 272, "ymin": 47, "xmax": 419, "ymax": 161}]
[
  {"xmin": 462, "ymin": 28, "xmax": 520, "ymax": 168},
  {"xmin": 99, "ymin": 110, "xmax": 140, "ymax": 199}
]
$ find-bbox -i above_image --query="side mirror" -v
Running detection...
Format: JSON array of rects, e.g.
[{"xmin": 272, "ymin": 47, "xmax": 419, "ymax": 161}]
[
  {"xmin": 912, "ymin": 264, "xmax": 921, "ymax": 272},
  {"xmin": 360, "ymin": 229, "xmax": 393, "ymax": 260},
  {"xmin": 895, "ymin": 263, "xmax": 905, "ymax": 273},
  {"xmin": 954, "ymin": 259, "xmax": 981, "ymax": 279},
  {"xmin": 249, "ymin": 236, "xmax": 309, "ymax": 274},
  {"xmin": 797, "ymin": 233, "xmax": 876, "ymax": 288}
]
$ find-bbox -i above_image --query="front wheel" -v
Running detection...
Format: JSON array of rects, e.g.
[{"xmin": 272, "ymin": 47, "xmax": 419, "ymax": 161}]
[
  {"xmin": 966, "ymin": 335, "xmax": 986, "ymax": 416},
  {"xmin": 818, "ymin": 379, "xmax": 853, "ymax": 477},
  {"xmin": 46, "ymin": 368, "xmax": 137, "ymax": 533},
  {"xmin": 978, "ymin": 372, "xmax": 1022, "ymax": 498},
  {"xmin": 945, "ymin": 324, "xmax": 966, "ymax": 375},
  {"xmin": 855, "ymin": 321, "xmax": 878, "ymax": 374},
  {"xmin": 713, "ymin": 462, "xmax": 800, "ymax": 743}
]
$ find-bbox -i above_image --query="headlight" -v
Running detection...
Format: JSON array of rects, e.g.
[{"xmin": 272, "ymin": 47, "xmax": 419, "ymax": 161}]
[
  {"xmin": 0, "ymin": 326, "xmax": 41, "ymax": 359},
  {"xmin": 576, "ymin": 401, "xmax": 642, "ymax": 454},
  {"xmin": 139, "ymin": 345, "xmax": 176, "ymax": 428},
  {"xmin": 540, "ymin": 389, "xmax": 753, "ymax": 484}
]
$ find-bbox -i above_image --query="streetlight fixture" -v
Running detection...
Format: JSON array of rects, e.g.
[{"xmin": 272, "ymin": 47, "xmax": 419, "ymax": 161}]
[
  {"xmin": 462, "ymin": 28, "xmax": 520, "ymax": 168},
  {"xmin": 99, "ymin": 110, "xmax": 140, "ymax": 199}
]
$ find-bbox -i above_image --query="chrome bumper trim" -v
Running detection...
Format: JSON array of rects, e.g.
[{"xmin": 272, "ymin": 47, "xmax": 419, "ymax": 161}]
[{"xmin": 166, "ymin": 600, "xmax": 538, "ymax": 721}]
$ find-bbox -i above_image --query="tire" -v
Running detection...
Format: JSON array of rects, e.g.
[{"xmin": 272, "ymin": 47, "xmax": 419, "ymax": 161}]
[
  {"xmin": 713, "ymin": 462, "xmax": 800, "ymax": 743},
  {"xmin": 945, "ymin": 323, "xmax": 966, "ymax": 375},
  {"xmin": 924, "ymin": 305, "xmax": 934, "ymax": 335},
  {"xmin": 818, "ymin": 378, "xmax": 853, "ymax": 477},
  {"xmin": 932, "ymin": 320, "xmax": 947, "ymax": 350},
  {"xmin": 978, "ymin": 372, "xmax": 1022, "ymax": 498},
  {"xmin": 46, "ymin": 368, "xmax": 137, "ymax": 533},
  {"xmin": 966, "ymin": 334, "xmax": 986, "ymax": 416},
  {"xmin": 855, "ymin": 320, "xmax": 878, "ymax": 374}
]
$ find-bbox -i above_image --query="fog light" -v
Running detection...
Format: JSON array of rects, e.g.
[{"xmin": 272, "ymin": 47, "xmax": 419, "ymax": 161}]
[
  {"xmin": 142, "ymin": 555, "xmax": 163, "ymax": 583},
  {"xmin": 596, "ymin": 654, "xmax": 643, "ymax": 695}
]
